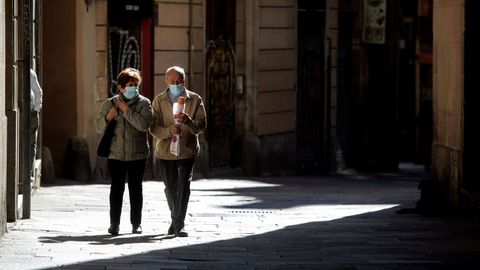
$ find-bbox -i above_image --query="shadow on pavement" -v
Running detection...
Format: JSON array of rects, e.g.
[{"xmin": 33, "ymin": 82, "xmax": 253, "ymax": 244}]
[
  {"xmin": 39, "ymin": 233, "xmax": 173, "ymax": 246},
  {"xmin": 37, "ymin": 207, "xmax": 480, "ymax": 270}
]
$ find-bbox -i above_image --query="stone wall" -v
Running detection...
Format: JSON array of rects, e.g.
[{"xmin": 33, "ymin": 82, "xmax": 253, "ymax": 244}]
[
  {"xmin": 257, "ymin": 0, "xmax": 296, "ymax": 136},
  {"xmin": 239, "ymin": 0, "xmax": 297, "ymax": 175},
  {"xmin": 42, "ymin": 0, "xmax": 78, "ymax": 177}
]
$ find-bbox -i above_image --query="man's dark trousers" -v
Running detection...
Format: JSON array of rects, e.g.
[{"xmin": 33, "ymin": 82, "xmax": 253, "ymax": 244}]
[{"xmin": 159, "ymin": 158, "xmax": 195, "ymax": 231}]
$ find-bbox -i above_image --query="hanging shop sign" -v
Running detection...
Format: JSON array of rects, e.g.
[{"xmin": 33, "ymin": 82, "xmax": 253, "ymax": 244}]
[{"xmin": 363, "ymin": 0, "xmax": 387, "ymax": 44}]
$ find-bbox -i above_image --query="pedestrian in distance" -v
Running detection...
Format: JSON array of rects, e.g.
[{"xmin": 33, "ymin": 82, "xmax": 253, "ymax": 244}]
[
  {"xmin": 150, "ymin": 66, "xmax": 207, "ymax": 237},
  {"xmin": 30, "ymin": 68, "xmax": 43, "ymax": 185},
  {"xmin": 94, "ymin": 67, "xmax": 153, "ymax": 236}
]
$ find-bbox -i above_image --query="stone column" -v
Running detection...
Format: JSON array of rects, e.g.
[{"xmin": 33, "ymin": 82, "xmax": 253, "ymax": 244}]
[
  {"xmin": 242, "ymin": 0, "xmax": 260, "ymax": 175},
  {"xmin": 431, "ymin": 0, "xmax": 464, "ymax": 208}
]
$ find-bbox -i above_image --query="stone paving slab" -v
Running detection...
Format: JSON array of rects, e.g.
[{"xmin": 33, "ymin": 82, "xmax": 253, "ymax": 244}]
[{"xmin": 1, "ymin": 167, "xmax": 480, "ymax": 269}]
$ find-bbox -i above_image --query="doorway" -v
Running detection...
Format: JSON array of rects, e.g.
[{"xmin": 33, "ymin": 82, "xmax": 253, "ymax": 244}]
[
  {"xmin": 297, "ymin": 0, "xmax": 327, "ymax": 174},
  {"xmin": 206, "ymin": 0, "xmax": 236, "ymax": 169},
  {"xmin": 107, "ymin": 0, "xmax": 153, "ymax": 99}
]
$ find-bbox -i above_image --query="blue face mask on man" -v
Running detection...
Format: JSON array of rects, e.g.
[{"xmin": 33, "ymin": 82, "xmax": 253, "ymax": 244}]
[
  {"xmin": 124, "ymin": 86, "xmax": 139, "ymax": 100},
  {"xmin": 169, "ymin": 84, "xmax": 184, "ymax": 97}
]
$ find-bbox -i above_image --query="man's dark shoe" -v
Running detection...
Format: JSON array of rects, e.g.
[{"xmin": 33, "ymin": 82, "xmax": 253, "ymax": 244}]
[
  {"xmin": 132, "ymin": 225, "xmax": 142, "ymax": 234},
  {"xmin": 108, "ymin": 224, "xmax": 119, "ymax": 236},
  {"xmin": 167, "ymin": 225, "xmax": 174, "ymax": 235},
  {"xmin": 175, "ymin": 228, "xmax": 188, "ymax": 237}
]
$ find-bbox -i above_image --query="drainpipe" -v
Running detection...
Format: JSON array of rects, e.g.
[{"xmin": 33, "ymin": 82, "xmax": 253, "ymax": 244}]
[{"xmin": 188, "ymin": 0, "xmax": 193, "ymax": 87}]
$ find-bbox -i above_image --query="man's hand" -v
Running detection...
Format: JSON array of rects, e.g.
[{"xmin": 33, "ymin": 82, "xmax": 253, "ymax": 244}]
[
  {"xmin": 171, "ymin": 124, "xmax": 182, "ymax": 135},
  {"xmin": 175, "ymin": 112, "xmax": 191, "ymax": 124}
]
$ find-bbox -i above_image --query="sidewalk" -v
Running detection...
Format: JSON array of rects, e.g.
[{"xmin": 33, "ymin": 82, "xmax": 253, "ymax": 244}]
[{"xmin": 1, "ymin": 164, "xmax": 480, "ymax": 270}]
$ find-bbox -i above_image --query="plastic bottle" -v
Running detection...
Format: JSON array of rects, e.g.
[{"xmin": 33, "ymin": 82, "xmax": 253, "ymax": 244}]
[{"xmin": 173, "ymin": 96, "xmax": 186, "ymax": 123}]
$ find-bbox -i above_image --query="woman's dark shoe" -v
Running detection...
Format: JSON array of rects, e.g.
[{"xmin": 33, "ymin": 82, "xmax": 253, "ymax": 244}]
[
  {"xmin": 132, "ymin": 225, "xmax": 142, "ymax": 234},
  {"xmin": 108, "ymin": 224, "xmax": 119, "ymax": 236},
  {"xmin": 167, "ymin": 225, "xmax": 174, "ymax": 235}
]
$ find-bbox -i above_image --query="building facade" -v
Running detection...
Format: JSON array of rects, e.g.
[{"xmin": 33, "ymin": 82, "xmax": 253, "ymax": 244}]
[
  {"xmin": 41, "ymin": 0, "xmax": 338, "ymax": 179},
  {"xmin": 2, "ymin": 0, "xmax": 40, "ymax": 235}
]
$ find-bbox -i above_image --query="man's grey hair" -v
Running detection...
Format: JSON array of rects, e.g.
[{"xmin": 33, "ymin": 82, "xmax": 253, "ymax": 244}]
[{"xmin": 165, "ymin": 66, "xmax": 186, "ymax": 80}]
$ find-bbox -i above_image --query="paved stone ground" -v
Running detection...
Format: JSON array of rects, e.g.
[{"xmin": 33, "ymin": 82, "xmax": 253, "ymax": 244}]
[{"xmin": 1, "ymin": 164, "xmax": 480, "ymax": 270}]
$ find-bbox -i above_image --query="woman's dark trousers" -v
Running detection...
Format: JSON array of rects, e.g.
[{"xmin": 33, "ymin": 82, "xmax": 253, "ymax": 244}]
[
  {"xmin": 158, "ymin": 158, "xmax": 195, "ymax": 231},
  {"xmin": 108, "ymin": 159, "xmax": 147, "ymax": 226}
]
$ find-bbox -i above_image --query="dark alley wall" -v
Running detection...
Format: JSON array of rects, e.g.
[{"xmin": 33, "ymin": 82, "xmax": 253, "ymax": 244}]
[{"xmin": 463, "ymin": 0, "xmax": 480, "ymax": 205}]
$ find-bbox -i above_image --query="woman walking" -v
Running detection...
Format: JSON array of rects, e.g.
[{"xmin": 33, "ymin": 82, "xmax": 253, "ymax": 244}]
[{"xmin": 95, "ymin": 68, "xmax": 152, "ymax": 235}]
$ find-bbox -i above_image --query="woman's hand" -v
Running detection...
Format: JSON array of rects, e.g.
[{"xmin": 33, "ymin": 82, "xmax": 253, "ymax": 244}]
[
  {"xmin": 105, "ymin": 107, "xmax": 118, "ymax": 121},
  {"xmin": 114, "ymin": 98, "xmax": 129, "ymax": 112}
]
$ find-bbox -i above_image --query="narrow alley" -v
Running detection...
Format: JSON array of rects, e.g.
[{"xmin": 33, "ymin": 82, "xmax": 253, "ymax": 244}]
[{"xmin": 1, "ymin": 164, "xmax": 479, "ymax": 270}]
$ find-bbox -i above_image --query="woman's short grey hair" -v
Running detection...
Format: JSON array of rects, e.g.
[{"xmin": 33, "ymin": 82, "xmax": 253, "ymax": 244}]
[{"xmin": 165, "ymin": 66, "xmax": 186, "ymax": 80}]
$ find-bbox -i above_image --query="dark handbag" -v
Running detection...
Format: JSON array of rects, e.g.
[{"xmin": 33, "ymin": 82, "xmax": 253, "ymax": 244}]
[{"xmin": 97, "ymin": 119, "xmax": 116, "ymax": 157}]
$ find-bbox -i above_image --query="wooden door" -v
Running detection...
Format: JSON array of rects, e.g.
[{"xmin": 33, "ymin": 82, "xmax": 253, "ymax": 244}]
[
  {"xmin": 107, "ymin": 0, "xmax": 153, "ymax": 98},
  {"xmin": 206, "ymin": 0, "xmax": 236, "ymax": 168},
  {"xmin": 206, "ymin": 38, "xmax": 235, "ymax": 168}
]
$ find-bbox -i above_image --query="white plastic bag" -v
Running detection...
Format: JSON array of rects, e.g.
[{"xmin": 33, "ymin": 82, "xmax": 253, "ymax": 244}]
[{"xmin": 170, "ymin": 133, "xmax": 180, "ymax": 156}]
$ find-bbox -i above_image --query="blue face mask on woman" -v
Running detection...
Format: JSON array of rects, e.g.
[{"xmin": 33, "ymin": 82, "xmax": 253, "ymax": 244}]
[
  {"xmin": 169, "ymin": 84, "xmax": 184, "ymax": 97},
  {"xmin": 124, "ymin": 86, "xmax": 139, "ymax": 100}
]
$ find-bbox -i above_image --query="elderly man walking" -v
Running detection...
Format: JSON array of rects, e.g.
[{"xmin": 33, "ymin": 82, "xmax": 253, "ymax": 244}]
[{"xmin": 150, "ymin": 66, "xmax": 207, "ymax": 237}]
